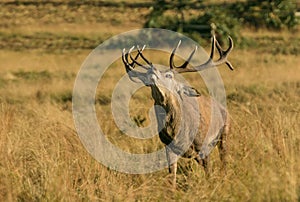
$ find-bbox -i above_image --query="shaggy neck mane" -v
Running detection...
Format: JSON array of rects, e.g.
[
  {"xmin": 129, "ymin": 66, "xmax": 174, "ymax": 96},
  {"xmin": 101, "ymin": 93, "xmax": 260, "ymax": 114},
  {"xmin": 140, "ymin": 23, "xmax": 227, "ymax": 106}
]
[{"xmin": 150, "ymin": 85, "xmax": 181, "ymax": 144}]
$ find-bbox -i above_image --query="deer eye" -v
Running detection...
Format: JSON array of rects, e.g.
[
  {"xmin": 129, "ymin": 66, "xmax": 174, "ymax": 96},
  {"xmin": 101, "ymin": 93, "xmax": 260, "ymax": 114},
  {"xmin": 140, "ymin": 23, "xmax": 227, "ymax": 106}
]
[{"xmin": 165, "ymin": 73, "xmax": 173, "ymax": 79}]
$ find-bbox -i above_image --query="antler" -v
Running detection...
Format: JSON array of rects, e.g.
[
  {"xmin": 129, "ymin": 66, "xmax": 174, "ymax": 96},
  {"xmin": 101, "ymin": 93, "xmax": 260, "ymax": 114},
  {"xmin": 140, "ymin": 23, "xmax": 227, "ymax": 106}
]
[
  {"xmin": 122, "ymin": 45, "xmax": 152, "ymax": 83},
  {"xmin": 169, "ymin": 35, "xmax": 234, "ymax": 73},
  {"xmin": 170, "ymin": 40, "xmax": 198, "ymax": 70}
]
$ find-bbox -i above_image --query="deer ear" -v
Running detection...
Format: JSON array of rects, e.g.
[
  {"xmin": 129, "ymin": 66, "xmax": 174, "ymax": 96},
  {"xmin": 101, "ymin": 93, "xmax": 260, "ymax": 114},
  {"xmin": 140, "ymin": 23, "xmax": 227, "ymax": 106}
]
[{"xmin": 182, "ymin": 86, "xmax": 201, "ymax": 97}]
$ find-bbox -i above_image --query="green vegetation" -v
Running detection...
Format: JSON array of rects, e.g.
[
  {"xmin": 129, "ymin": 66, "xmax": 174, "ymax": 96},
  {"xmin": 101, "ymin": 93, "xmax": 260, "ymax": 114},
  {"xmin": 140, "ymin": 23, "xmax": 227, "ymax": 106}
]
[
  {"xmin": 0, "ymin": 0, "xmax": 299, "ymax": 201},
  {"xmin": 234, "ymin": 0, "xmax": 298, "ymax": 30},
  {"xmin": 144, "ymin": 0, "xmax": 241, "ymax": 41},
  {"xmin": 145, "ymin": 0, "xmax": 298, "ymax": 44}
]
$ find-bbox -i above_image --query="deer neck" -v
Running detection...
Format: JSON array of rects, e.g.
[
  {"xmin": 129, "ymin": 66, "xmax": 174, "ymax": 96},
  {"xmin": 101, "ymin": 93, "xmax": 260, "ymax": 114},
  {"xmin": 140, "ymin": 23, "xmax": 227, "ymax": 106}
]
[{"xmin": 150, "ymin": 86, "xmax": 181, "ymax": 143}]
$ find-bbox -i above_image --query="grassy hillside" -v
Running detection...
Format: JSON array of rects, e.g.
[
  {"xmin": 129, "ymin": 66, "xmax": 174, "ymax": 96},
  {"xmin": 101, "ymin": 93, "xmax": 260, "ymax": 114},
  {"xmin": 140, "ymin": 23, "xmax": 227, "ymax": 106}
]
[{"xmin": 0, "ymin": 1, "xmax": 299, "ymax": 201}]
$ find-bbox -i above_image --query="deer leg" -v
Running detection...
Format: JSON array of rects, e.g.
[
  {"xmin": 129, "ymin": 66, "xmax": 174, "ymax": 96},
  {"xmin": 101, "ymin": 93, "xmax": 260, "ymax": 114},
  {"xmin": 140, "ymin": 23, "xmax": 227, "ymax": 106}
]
[
  {"xmin": 202, "ymin": 156, "xmax": 210, "ymax": 177},
  {"xmin": 217, "ymin": 127, "xmax": 228, "ymax": 172},
  {"xmin": 165, "ymin": 146, "xmax": 177, "ymax": 188},
  {"xmin": 195, "ymin": 154, "xmax": 210, "ymax": 177}
]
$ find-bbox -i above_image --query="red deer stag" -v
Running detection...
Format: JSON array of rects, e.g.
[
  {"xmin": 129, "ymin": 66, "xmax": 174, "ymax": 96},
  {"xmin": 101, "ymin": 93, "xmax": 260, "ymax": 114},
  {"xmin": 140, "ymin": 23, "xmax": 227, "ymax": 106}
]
[{"xmin": 122, "ymin": 35, "xmax": 233, "ymax": 187}]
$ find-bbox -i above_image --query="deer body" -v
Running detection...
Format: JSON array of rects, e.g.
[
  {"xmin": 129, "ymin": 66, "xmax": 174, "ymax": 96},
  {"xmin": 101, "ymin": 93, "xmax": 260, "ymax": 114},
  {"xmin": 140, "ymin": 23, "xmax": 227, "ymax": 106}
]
[
  {"xmin": 150, "ymin": 71, "xmax": 229, "ymax": 184},
  {"xmin": 122, "ymin": 35, "xmax": 233, "ymax": 187}
]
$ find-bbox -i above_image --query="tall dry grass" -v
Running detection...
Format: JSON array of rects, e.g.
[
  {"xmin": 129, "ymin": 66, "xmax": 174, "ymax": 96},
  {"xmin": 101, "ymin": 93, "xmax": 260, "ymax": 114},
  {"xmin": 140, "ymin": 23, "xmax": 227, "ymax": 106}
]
[{"xmin": 0, "ymin": 46, "xmax": 299, "ymax": 201}]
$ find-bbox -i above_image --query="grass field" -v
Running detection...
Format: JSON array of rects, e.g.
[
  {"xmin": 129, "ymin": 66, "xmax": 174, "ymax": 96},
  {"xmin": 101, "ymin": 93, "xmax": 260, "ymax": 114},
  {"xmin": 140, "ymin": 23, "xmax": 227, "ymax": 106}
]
[{"xmin": 0, "ymin": 1, "xmax": 299, "ymax": 201}]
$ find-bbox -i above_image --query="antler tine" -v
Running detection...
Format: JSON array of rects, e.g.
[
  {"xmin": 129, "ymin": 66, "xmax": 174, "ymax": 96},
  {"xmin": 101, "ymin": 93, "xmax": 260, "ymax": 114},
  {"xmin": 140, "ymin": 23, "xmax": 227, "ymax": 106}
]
[
  {"xmin": 140, "ymin": 45, "xmax": 146, "ymax": 52},
  {"xmin": 128, "ymin": 46, "xmax": 135, "ymax": 53},
  {"xmin": 170, "ymin": 40, "xmax": 198, "ymax": 70},
  {"xmin": 128, "ymin": 45, "xmax": 142, "ymax": 66},
  {"xmin": 210, "ymin": 35, "xmax": 216, "ymax": 60},
  {"xmin": 137, "ymin": 45, "xmax": 153, "ymax": 67},
  {"xmin": 122, "ymin": 48, "xmax": 127, "ymax": 64},
  {"xmin": 122, "ymin": 47, "xmax": 134, "ymax": 73},
  {"xmin": 122, "ymin": 48, "xmax": 129, "ymax": 67},
  {"xmin": 170, "ymin": 40, "xmax": 181, "ymax": 69},
  {"xmin": 123, "ymin": 46, "xmax": 135, "ymax": 67},
  {"xmin": 179, "ymin": 46, "xmax": 197, "ymax": 68}
]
